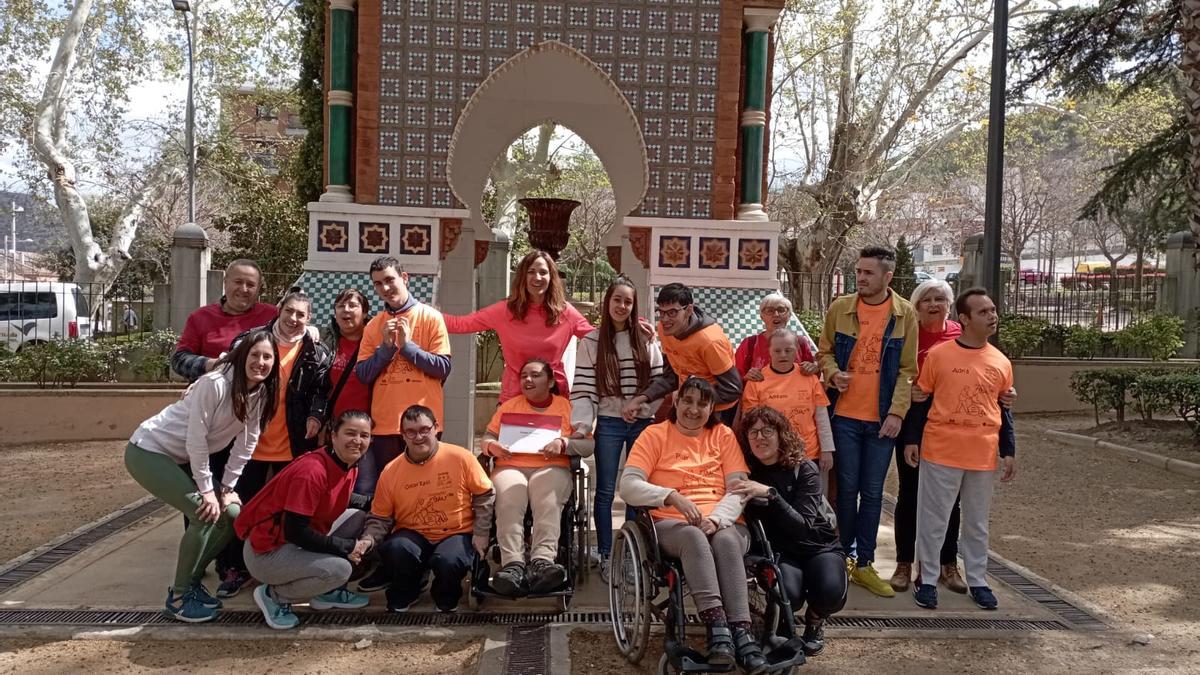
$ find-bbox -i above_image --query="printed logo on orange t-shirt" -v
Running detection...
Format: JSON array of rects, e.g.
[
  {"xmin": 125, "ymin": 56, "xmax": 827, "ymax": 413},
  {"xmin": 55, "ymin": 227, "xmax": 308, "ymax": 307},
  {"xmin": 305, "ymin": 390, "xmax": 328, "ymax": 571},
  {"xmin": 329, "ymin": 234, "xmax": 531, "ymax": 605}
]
[
  {"xmin": 916, "ymin": 341, "xmax": 1013, "ymax": 471},
  {"xmin": 625, "ymin": 422, "xmax": 748, "ymax": 522},
  {"xmin": 742, "ymin": 367, "xmax": 830, "ymax": 459},
  {"xmin": 357, "ymin": 304, "xmax": 451, "ymax": 436},
  {"xmin": 370, "ymin": 443, "xmax": 492, "ymax": 542},
  {"xmin": 835, "ymin": 297, "xmax": 892, "ymax": 422}
]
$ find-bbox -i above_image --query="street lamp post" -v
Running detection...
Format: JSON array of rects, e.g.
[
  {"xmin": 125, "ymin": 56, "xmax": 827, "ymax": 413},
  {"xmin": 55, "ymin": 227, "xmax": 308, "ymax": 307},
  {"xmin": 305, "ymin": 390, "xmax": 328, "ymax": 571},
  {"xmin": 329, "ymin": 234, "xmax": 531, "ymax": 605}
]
[
  {"xmin": 172, "ymin": 0, "xmax": 196, "ymax": 225},
  {"xmin": 8, "ymin": 201, "xmax": 24, "ymax": 280},
  {"xmin": 982, "ymin": 0, "xmax": 1008, "ymax": 310}
]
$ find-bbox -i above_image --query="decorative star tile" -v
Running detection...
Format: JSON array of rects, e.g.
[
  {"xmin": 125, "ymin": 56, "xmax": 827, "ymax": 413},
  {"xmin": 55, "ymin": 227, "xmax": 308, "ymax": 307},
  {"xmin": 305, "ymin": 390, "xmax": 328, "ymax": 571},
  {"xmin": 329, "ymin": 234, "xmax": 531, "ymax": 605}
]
[
  {"xmin": 698, "ymin": 237, "xmax": 730, "ymax": 269},
  {"xmin": 400, "ymin": 223, "xmax": 433, "ymax": 255},
  {"xmin": 317, "ymin": 220, "xmax": 349, "ymax": 252},
  {"xmin": 658, "ymin": 235, "xmax": 691, "ymax": 268},
  {"xmin": 738, "ymin": 238, "xmax": 771, "ymax": 271},
  {"xmin": 359, "ymin": 222, "xmax": 391, "ymax": 254}
]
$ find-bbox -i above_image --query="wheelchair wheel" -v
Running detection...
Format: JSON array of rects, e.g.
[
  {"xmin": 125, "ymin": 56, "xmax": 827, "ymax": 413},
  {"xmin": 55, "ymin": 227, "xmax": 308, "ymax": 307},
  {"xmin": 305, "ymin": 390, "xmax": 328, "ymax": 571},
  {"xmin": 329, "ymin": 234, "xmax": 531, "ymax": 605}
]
[
  {"xmin": 609, "ymin": 523, "xmax": 652, "ymax": 664},
  {"xmin": 657, "ymin": 653, "xmax": 677, "ymax": 674},
  {"xmin": 747, "ymin": 573, "xmax": 781, "ymax": 645}
]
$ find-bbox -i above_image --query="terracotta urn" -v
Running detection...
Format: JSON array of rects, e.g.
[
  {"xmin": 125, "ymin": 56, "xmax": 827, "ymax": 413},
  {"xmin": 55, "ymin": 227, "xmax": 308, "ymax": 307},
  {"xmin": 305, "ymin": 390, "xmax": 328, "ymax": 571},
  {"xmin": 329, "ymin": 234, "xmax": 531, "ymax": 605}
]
[{"xmin": 519, "ymin": 197, "xmax": 580, "ymax": 260}]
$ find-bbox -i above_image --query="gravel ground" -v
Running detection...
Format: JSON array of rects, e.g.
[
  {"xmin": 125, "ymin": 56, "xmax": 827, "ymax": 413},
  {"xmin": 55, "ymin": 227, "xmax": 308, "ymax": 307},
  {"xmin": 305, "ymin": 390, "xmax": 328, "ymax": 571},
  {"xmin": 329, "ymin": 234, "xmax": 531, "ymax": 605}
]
[
  {"xmin": 573, "ymin": 414, "xmax": 1200, "ymax": 673},
  {"xmin": 0, "ymin": 441, "xmax": 142, "ymax": 563},
  {"xmin": 1053, "ymin": 413, "xmax": 1200, "ymax": 464},
  {"xmin": 0, "ymin": 639, "xmax": 482, "ymax": 674}
]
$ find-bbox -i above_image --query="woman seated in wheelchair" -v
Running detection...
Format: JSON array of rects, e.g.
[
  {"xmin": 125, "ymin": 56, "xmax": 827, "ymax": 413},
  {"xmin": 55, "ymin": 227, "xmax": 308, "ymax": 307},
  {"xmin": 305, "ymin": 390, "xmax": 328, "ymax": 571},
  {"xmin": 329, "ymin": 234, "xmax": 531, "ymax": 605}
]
[
  {"xmin": 480, "ymin": 358, "xmax": 576, "ymax": 596},
  {"xmin": 620, "ymin": 377, "xmax": 770, "ymax": 674},
  {"xmin": 733, "ymin": 406, "xmax": 848, "ymax": 657}
]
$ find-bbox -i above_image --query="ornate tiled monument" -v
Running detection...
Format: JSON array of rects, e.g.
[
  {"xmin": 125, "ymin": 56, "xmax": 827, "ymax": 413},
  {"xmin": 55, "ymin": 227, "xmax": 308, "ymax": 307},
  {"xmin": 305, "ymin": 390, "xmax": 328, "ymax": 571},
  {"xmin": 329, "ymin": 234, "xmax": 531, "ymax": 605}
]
[{"xmin": 301, "ymin": 0, "xmax": 789, "ymax": 443}]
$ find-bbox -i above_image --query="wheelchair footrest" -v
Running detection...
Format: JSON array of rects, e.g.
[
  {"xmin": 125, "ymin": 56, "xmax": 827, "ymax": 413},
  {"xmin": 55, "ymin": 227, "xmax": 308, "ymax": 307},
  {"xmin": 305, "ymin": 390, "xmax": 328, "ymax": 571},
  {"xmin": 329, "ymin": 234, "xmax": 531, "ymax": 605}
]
[
  {"xmin": 762, "ymin": 638, "xmax": 806, "ymax": 671},
  {"xmin": 666, "ymin": 645, "xmax": 736, "ymax": 673}
]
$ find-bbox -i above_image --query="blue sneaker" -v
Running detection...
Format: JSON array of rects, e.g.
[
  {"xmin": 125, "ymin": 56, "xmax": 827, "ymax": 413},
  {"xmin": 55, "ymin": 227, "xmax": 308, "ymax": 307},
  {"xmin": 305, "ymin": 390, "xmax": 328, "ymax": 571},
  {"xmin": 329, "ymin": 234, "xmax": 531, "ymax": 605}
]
[
  {"xmin": 970, "ymin": 586, "xmax": 998, "ymax": 610},
  {"xmin": 217, "ymin": 568, "xmax": 252, "ymax": 598},
  {"xmin": 310, "ymin": 586, "xmax": 370, "ymax": 610},
  {"xmin": 254, "ymin": 584, "xmax": 300, "ymax": 630},
  {"xmin": 192, "ymin": 583, "xmax": 222, "ymax": 609},
  {"xmin": 913, "ymin": 583, "xmax": 938, "ymax": 610},
  {"xmin": 164, "ymin": 586, "xmax": 218, "ymax": 623}
]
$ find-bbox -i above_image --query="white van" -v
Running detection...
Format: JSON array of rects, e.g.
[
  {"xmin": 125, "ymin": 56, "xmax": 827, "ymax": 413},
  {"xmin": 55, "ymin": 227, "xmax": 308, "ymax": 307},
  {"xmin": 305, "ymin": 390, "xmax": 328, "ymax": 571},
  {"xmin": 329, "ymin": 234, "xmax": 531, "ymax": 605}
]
[{"xmin": 0, "ymin": 282, "xmax": 92, "ymax": 352}]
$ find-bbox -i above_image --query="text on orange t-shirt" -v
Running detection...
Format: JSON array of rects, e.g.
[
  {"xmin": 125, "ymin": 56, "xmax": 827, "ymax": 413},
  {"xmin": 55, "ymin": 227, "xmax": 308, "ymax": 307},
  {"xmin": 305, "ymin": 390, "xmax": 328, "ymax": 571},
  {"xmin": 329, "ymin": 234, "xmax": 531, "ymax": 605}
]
[
  {"xmin": 742, "ymin": 366, "xmax": 830, "ymax": 459},
  {"xmin": 659, "ymin": 322, "xmax": 737, "ymax": 411},
  {"xmin": 486, "ymin": 395, "xmax": 575, "ymax": 470},
  {"xmin": 916, "ymin": 340, "xmax": 1013, "ymax": 471},
  {"xmin": 253, "ymin": 339, "xmax": 300, "ymax": 462},
  {"xmin": 835, "ymin": 296, "xmax": 892, "ymax": 422},
  {"xmin": 625, "ymin": 422, "xmax": 749, "ymax": 522},
  {"xmin": 370, "ymin": 442, "xmax": 493, "ymax": 542},
  {"xmin": 357, "ymin": 303, "xmax": 451, "ymax": 435}
]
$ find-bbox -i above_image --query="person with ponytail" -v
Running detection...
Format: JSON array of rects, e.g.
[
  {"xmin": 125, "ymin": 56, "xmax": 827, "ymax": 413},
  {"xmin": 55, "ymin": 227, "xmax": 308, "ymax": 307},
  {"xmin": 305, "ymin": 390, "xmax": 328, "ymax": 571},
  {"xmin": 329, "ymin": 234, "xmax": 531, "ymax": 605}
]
[
  {"xmin": 215, "ymin": 286, "xmax": 333, "ymax": 598},
  {"xmin": 125, "ymin": 329, "xmax": 279, "ymax": 623}
]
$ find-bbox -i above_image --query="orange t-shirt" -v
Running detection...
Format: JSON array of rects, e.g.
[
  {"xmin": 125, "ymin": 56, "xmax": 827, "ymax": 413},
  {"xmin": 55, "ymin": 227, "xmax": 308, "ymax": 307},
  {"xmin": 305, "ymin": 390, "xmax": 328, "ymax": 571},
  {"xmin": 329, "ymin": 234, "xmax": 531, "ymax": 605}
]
[
  {"xmin": 916, "ymin": 341, "xmax": 1014, "ymax": 471},
  {"xmin": 486, "ymin": 395, "xmax": 575, "ymax": 470},
  {"xmin": 625, "ymin": 422, "xmax": 749, "ymax": 522},
  {"xmin": 659, "ymin": 322, "xmax": 738, "ymax": 411},
  {"xmin": 357, "ymin": 303, "xmax": 451, "ymax": 435},
  {"xmin": 253, "ymin": 340, "xmax": 300, "ymax": 462},
  {"xmin": 742, "ymin": 366, "xmax": 830, "ymax": 459},
  {"xmin": 371, "ymin": 442, "xmax": 493, "ymax": 542},
  {"xmin": 835, "ymin": 297, "xmax": 892, "ymax": 422}
]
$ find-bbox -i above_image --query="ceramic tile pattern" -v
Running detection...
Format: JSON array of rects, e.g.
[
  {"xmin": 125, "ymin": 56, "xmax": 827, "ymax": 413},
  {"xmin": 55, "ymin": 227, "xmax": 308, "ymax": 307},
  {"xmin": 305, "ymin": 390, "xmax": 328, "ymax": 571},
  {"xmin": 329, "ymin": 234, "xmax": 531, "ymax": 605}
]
[
  {"xmin": 297, "ymin": 271, "xmax": 436, "ymax": 329},
  {"xmin": 378, "ymin": 0, "xmax": 722, "ymax": 218}
]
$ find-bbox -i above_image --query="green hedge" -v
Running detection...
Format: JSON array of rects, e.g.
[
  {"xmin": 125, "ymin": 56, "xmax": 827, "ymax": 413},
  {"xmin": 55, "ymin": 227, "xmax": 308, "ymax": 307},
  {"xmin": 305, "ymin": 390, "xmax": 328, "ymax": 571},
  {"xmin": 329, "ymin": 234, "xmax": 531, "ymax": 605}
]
[
  {"xmin": 1000, "ymin": 313, "xmax": 1185, "ymax": 360},
  {"xmin": 0, "ymin": 330, "xmax": 179, "ymax": 388},
  {"xmin": 1070, "ymin": 366, "xmax": 1200, "ymax": 438}
]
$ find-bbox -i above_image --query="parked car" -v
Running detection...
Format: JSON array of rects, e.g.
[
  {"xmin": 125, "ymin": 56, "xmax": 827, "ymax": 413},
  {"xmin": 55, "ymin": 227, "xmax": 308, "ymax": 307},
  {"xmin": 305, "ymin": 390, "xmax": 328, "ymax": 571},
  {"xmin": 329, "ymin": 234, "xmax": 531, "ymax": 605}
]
[
  {"xmin": 1019, "ymin": 268, "xmax": 1052, "ymax": 285},
  {"xmin": 945, "ymin": 271, "xmax": 960, "ymax": 284},
  {"xmin": 914, "ymin": 271, "xmax": 934, "ymax": 283},
  {"xmin": 0, "ymin": 282, "xmax": 92, "ymax": 352}
]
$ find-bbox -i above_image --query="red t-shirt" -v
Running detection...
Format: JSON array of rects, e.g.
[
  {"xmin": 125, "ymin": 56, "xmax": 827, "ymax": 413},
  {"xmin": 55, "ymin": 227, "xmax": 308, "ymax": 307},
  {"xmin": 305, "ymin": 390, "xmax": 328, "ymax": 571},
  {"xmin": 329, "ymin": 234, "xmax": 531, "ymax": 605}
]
[
  {"xmin": 734, "ymin": 331, "xmax": 817, "ymax": 377},
  {"xmin": 234, "ymin": 448, "xmax": 357, "ymax": 554},
  {"xmin": 176, "ymin": 302, "xmax": 279, "ymax": 360},
  {"xmin": 917, "ymin": 320, "xmax": 962, "ymax": 370},
  {"xmin": 329, "ymin": 336, "xmax": 372, "ymax": 419}
]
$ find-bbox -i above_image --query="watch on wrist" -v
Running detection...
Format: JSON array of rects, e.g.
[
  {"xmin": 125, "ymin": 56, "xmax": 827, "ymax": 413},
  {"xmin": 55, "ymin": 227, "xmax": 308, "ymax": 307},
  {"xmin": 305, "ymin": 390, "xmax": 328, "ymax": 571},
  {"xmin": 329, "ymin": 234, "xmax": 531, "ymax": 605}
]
[{"xmin": 766, "ymin": 487, "xmax": 779, "ymax": 500}]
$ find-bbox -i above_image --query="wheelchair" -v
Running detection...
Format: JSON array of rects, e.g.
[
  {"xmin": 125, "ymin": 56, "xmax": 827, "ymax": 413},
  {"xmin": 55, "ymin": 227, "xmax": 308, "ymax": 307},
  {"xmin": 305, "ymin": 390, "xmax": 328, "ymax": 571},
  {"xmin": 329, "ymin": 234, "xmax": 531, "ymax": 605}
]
[
  {"xmin": 608, "ymin": 508, "xmax": 805, "ymax": 674},
  {"xmin": 467, "ymin": 439, "xmax": 593, "ymax": 612}
]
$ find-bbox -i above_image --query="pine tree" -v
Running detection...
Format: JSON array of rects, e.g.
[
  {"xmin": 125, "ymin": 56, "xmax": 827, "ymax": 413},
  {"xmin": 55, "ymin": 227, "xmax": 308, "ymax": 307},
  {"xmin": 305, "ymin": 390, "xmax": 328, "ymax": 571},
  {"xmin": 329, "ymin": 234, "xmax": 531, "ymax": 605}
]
[{"xmin": 894, "ymin": 236, "xmax": 917, "ymax": 300}]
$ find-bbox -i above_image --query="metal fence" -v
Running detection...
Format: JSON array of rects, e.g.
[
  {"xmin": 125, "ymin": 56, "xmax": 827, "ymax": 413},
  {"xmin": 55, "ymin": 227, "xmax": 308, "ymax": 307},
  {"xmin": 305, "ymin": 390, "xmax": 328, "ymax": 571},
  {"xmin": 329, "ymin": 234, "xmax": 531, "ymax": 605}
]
[
  {"xmin": 0, "ymin": 278, "xmax": 157, "ymax": 351},
  {"xmin": 779, "ymin": 269, "xmax": 1159, "ymax": 332}
]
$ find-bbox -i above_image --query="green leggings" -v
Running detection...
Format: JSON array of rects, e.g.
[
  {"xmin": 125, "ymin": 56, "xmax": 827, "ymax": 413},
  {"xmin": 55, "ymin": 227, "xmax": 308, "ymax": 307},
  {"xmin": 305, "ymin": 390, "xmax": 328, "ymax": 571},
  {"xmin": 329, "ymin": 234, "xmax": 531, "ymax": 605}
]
[{"xmin": 124, "ymin": 443, "xmax": 241, "ymax": 590}]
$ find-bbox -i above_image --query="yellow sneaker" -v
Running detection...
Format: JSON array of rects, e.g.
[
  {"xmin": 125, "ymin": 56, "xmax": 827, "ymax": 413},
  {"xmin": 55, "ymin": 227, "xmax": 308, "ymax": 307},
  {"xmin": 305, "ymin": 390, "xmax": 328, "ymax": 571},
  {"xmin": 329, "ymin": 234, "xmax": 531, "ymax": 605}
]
[{"xmin": 850, "ymin": 563, "xmax": 896, "ymax": 598}]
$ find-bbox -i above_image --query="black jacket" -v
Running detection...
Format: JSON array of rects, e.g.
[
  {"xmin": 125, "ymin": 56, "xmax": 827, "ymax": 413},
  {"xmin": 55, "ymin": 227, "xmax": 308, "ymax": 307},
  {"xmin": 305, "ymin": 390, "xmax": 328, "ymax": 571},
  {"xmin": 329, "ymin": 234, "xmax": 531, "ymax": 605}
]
[
  {"xmin": 744, "ymin": 456, "xmax": 841, "ymax": 561},
  {"xmin": 233, "ymin": 320, "xmax": 332, "ymax": 458}
]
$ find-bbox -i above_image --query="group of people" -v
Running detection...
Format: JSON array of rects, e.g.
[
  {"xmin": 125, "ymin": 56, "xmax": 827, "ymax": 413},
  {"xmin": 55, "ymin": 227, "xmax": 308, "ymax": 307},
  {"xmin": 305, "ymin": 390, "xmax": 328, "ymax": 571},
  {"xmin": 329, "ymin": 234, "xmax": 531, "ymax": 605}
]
[{"xmin": 123, "ymin": 244, "xmax": 1017, "ymax": 668}]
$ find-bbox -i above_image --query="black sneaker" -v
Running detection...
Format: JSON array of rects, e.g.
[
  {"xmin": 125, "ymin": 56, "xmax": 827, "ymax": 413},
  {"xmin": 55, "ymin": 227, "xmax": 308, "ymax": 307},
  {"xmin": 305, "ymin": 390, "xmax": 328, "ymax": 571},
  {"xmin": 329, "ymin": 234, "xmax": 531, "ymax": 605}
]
[
  {"xmin": 491, "ymin": 562, "xmax": 526, "ymax": 597},
  {"xmin": 913, "ymin": 583, "xmax": 938, "ymax": 610},
  {"xmin": 216, "ymin": 568, "xmax": 252, "ymax": 599},
  {"xmin": 801, "ymin": 621, "xmax": 826, "ymax": 656},
  {"xmin": 526, "ymin": 558, "xmax": 567, "ymax": 594},
  {"xmin": 356, "ymin": 568, "xmax": 392, "ymax": 593},
  {"xmin": 970, "ymin": 585, "xmax": 998, "ymax": 610},
  {"xmin": 731, "ymin": 625, "xmax": 769, "ymax": 675}
]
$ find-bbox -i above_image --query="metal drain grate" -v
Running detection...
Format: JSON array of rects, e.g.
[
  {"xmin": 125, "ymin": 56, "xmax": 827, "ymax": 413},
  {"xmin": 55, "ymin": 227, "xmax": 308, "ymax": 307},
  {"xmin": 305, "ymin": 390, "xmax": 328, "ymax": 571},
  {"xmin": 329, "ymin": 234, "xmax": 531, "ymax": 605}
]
[
  {"xmin": 880, "ymin": 496, "xmax": 1106, "ymax": 630},
  {"xmin": 504, "ymin": 625, "xmax": 549, "ymax": 675},
  {"xmin": 0, "ymin": 608, "xmax": 1073, "ymax": 632},
  {"xmin": 0, "ymin": 499, "xmax": 167, "ymax": 595}
]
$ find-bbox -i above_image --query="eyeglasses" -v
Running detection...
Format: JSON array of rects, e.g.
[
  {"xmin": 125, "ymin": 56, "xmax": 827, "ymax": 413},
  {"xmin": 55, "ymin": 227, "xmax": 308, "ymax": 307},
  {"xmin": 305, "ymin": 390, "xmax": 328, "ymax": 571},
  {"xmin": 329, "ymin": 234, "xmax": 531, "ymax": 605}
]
[
  {"xmin": 402, "ymin": 426, "xmax": 435, "ymax": 439},
  {"xmin": 747, "ymin": 427, "xmax": 777, "ymax": 439},
  {"xmin": 656, "ymin": 305, "xmax": 689, "ymax": 319},
  {"xmin": 762, "ymin": 306, "xmax": 789, "ymax": 315}
]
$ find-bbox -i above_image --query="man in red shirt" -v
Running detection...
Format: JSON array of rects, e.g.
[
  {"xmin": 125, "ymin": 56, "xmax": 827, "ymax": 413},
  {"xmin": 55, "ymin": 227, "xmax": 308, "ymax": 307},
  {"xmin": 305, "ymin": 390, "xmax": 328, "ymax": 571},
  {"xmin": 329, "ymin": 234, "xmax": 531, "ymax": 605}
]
[{"xmin": 171, "ymin": 259, "xmax": 279, "ymax": 382}]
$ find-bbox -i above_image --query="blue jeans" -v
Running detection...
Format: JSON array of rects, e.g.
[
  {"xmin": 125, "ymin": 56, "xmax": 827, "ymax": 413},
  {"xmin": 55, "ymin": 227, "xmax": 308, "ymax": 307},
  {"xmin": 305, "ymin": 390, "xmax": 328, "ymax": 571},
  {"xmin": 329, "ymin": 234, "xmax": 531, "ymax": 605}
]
[
  {"xmin": 831, "ymin": 416, "xmax": 897, "ymax": 566},
  {"xmin": 377, "ymin": 530, "xmax": 475, "ymax": 611},
  {"xmin": 593, "ymin": 416, "xmax": 653, "ymax": 555}
]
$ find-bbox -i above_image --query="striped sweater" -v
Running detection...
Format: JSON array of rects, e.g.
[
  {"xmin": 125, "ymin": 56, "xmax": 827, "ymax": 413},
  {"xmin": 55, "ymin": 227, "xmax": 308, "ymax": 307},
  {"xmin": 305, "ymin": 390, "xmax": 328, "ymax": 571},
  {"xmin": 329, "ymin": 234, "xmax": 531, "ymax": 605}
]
[{"xmin": 570, "ymin": 328, "xmax": 664, "ymax": 432}]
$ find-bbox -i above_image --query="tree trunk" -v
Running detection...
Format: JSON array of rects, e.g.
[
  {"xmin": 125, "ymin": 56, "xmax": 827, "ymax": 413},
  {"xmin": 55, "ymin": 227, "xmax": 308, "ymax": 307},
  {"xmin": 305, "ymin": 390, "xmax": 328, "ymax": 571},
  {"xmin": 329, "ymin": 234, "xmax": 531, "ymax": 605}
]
[{"xmin": 1181, "ymin": 0, "xmax": 1200, "ymax": 240}]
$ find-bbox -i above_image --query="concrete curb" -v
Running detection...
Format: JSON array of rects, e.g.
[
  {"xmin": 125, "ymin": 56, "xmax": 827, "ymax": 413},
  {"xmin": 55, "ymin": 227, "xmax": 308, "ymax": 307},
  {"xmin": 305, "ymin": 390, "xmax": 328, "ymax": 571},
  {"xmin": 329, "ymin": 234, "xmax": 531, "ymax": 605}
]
[{"xmin": 1045, "ymin": 430, "xmax": 1200, "ymax": 479}]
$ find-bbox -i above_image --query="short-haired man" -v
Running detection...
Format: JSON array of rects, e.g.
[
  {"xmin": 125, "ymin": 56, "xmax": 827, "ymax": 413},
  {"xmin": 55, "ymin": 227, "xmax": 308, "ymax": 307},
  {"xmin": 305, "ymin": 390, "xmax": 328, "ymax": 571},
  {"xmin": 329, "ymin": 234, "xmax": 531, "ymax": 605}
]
[
  {"xmin": 357, "ymin": 406, "xmax": 494, "ymax": 613},
  {"xmin": 622, "ymin": 283, "xmax": 742, "ymax": 425},
  {"xmin": 902, "ymin": 288, "xmax": 1016, "ymax": 611},
  {"xmin": 353, "ymin": 257, "xmax": 452, "ymax": 502},
  {"xmin": 817, "ymin": 245, "xmax": 918, "ymax": 597},
  {"xmin": 171, "ymin": 259, "xmax": 279, "ymax": 381}
]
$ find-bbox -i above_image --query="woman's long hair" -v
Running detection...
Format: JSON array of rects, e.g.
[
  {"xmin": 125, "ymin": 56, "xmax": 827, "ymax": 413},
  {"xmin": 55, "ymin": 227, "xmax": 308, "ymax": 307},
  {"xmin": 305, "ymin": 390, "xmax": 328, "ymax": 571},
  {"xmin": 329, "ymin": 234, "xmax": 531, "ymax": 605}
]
[
  {"xmin": 596, "ymin": 277, "xmax": 650, "ymax": 397},
  {"xmin": 507, "ymin": 250, "xmax": 566, "ymax": 326},
  {"xmin": 736, "ymin": 406, "xmax": 805, "ymax": 469},
  {"xmin": 218, "ymin": 328, "xmax": 279, "ymax": 428}
]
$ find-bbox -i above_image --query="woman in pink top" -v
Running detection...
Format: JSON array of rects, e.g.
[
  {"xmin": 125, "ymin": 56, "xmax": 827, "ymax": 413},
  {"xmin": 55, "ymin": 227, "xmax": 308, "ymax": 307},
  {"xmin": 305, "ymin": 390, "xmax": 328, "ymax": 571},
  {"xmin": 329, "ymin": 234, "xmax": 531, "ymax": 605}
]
[{"xmin": 444, "ymin": 250, "xmax": 593, "ymax": 402}]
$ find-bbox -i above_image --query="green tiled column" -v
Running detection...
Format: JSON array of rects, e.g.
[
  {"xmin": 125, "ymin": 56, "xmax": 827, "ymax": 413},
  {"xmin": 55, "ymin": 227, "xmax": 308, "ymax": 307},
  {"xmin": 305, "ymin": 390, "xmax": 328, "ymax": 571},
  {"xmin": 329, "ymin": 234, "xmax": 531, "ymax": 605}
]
[
  {"xmin": 320, "ymin": 0, "xmax": 356, "ymax": 203},
  {"xmin": 738, "ymin": 8, "xmax": 782, "ymax": 221}
]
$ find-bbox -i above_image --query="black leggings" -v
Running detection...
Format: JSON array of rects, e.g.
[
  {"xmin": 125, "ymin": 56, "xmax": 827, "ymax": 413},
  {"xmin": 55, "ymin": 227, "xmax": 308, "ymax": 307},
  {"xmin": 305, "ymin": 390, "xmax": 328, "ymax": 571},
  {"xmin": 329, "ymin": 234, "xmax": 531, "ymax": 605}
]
[
  {"xmin": 778, "ymin": 551, "xmax": 848, "ymax": 621},
  {"xmin": 893, "ymin": 446, "xmax": 959, "ymax": 566}
]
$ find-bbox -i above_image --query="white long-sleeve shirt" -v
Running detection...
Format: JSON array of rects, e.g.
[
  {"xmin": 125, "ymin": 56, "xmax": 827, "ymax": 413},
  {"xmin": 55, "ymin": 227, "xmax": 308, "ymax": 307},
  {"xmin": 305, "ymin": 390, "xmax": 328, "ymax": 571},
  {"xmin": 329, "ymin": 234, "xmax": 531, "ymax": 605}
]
[
  {"xmin": 129, "ymin": 369, "xmax": 264, "ymax": 493},
  {"xmin": 570, "ymin": 328, "xmax": 664, "ymax": 433}
]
